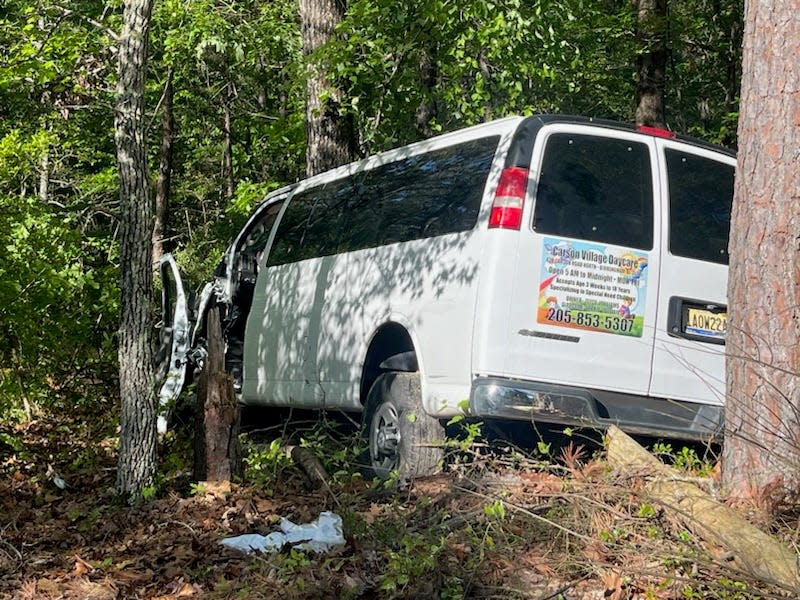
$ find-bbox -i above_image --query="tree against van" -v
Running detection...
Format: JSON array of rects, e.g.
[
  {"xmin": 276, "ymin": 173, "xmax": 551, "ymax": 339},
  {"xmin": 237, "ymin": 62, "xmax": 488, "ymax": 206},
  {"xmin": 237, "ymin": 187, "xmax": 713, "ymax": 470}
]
[{"xmin": 723, "ymin": 0, "xmax": 800, "ymax": 508}]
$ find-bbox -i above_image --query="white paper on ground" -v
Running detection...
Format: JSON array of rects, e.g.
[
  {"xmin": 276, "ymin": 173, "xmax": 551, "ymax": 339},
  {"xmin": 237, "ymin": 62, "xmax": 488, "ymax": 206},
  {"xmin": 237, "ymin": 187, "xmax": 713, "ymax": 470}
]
[{"xmin": 220, "ymin": 511, "xmax": 345, "ymax": 554}]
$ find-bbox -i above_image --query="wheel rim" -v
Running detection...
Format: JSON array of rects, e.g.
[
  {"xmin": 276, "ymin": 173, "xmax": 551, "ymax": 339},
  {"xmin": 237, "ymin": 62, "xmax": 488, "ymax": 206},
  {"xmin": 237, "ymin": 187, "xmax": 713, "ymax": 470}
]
[{"xmin": 369, "ymin": 402, "xmax": 402, "ymax": 477}]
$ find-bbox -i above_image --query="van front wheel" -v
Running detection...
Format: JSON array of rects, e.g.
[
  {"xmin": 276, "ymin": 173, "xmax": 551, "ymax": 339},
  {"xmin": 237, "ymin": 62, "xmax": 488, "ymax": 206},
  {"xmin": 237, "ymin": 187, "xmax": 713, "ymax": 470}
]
[{"xmin": 364, "ymin": 372, "xmax": 442, "ymax": 481}]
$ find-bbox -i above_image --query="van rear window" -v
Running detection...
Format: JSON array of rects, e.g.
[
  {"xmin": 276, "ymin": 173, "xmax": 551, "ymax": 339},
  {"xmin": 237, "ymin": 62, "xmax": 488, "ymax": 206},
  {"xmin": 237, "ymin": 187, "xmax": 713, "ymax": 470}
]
[
  {"xmin": 665, "ymin": 149, "xmax": 733, "ymax": 265},
  {"xmin": 533, "ymin": 133, "xmax": 654, "ymax": 250}
]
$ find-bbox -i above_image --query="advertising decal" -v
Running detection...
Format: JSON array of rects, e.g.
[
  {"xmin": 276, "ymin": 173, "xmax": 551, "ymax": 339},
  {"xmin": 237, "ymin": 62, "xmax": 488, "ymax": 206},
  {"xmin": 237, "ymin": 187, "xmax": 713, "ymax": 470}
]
[{"xmin": 538, "ymin": 237, "xmax": 648, "ymax": 337}]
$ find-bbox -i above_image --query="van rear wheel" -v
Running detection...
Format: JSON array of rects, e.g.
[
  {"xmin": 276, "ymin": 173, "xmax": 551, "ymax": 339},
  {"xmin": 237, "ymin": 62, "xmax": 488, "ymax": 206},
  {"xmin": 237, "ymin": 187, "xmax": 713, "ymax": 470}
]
[{"xmin": 364, "ymin": 372, "xmax": 443, "ymax": 481}]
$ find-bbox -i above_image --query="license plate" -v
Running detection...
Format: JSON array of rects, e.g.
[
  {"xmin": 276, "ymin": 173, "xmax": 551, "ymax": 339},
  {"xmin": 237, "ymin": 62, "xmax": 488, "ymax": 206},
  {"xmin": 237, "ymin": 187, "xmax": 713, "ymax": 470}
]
[{"xmin": 685, "ymin": 307, "xmax": 727, "ymax": 340}]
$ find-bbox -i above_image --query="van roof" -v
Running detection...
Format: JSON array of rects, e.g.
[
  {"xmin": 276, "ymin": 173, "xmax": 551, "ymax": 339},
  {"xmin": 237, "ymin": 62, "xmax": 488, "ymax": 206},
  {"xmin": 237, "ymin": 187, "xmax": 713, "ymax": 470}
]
[{"xmin": 293, "ymin": 114, "xmax": 736, "ymax": 191}]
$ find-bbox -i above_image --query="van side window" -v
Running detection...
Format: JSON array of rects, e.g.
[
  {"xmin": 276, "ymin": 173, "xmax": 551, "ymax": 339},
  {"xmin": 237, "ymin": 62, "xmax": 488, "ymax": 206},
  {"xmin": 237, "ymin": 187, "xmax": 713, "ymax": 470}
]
[
  {"xmin": 342, "ymin": 136, "xmax": 500, "ymax": 252},
  {"xmin": 240, "ymin": 202, "xmax": 283, "ymax": 257},
  {"xmin": 299, "ymin": 179, "xmax": 352, "ymax": 259},
  {"xmin": 236, "ymin": 200, "xmax": 284, "ymax": 281},
  {"xmin": 666, "ymin": 149, "xmax": 733, "ymax": 265},
  {"xmin": 266, "ymin": 191, "xmax": 315, "ymax": 266},
  {"xmin": 533, "ymin": 133, "xmax": 654, "ymax": 250},
  {"xmin": 267, "ymin": 180, "xmax": 353, "ymax": 266}
]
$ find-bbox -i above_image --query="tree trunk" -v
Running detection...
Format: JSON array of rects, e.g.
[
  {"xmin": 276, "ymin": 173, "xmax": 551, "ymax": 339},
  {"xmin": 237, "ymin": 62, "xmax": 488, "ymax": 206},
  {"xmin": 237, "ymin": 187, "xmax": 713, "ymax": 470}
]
[
  {"xmin": 152, "ymin": 70, "xmax": 174, "ymax": 267},
  {"xmin": 114, "ymin": 0, "xmax": 158, "ymax": 501},
  {"xmin": 299, "ymin": 0, "xmax": 356, "ymax": 176},
  {"xmin": 607, "ymin": 426, "xmax": 800, "ymax": 590},
  {"xmin": 222, "ymin": 84, "xmax": 235, "ymax": 199},
  {"xmin": 723, "ymin": 1, "xmax": 800, "ymax": 508},
  {"xmin": 635, "ymin": 0, "xmax": 668, "ymax": 128},
  {"xmin": 38, "ymin": 150, "xmax": 49, "ymax": 202},
  {"xmin": 194, "ymin": 306, "xmax": 240, "ymax": 482},
  {"xmin": 414, "ymin": 49, "xmax": 438, "ymax": 140}
]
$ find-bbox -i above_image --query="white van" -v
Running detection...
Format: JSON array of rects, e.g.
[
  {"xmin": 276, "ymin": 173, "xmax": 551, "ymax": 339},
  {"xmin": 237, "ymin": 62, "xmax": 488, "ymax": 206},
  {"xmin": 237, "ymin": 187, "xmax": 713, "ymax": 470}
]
[{"xmin": 159, "ymin": 115, "xmax": 735, "ymax": 479}]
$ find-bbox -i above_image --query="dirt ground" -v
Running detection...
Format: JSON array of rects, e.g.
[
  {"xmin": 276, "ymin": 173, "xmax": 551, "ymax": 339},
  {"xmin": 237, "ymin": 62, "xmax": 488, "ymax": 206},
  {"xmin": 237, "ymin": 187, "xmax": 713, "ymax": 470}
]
[{"xmin": 0, "ymin": 412, "xmax": 783, "ymax": 599}]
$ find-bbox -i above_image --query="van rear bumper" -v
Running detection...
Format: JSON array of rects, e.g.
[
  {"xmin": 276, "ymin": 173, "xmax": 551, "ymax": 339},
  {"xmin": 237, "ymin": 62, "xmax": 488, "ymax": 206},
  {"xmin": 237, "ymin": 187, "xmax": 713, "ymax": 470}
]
[{"xmin": 469, "ymin": 377, "xmax": 722, "ymax": 441}]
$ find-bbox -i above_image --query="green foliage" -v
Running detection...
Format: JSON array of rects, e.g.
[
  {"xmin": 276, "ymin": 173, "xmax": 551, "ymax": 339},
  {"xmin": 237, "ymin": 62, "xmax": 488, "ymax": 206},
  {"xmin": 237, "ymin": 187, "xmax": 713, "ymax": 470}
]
[
  {"xmin": 242, "ymin": 437, "xmax": 292, "ymax": 492},
  {"xmin": 0, "ymin": 186, "xmax": 118, "ymax": 413},
  {"xmin": 666, "ymin": 0, "xmax": 743, "ymax": 146},
  {"xmin": 651, "ymin": 442, "xmax": 715, "ymax": 476},
  {"xmin": 297, "ymin": 417, "xmax": 366, "ymax": 486},
  {"xmin": 149, "ymin": 0, "xmax": 306, "ymax": 261},
  {"xmin": 324, "ymin": 0, "xmax": 641, "ymax": 151},
  {"xmin": 0, "ymin": 1, "xmax": 119, "ymax": 416},
  {"xmin": 380, "ymin": 531, "xmax": 443, "ymax": 592},
  {"xmin": 188, "ymin": 482, "xmax": 208, "ymax": 496},
  {"xmin": 0, "ymin": 0, "xmax": 743, "ymax": 427},
  {"xmin": 483, "ymin": 499, "xmax": 506, "ymax": 520}
]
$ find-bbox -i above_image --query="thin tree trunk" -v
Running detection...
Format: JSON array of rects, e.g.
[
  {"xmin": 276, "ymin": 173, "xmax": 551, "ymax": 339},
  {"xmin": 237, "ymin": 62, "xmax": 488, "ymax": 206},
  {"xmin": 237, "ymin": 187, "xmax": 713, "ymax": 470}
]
[
  {"xmin": 222, "ymin": 93, "xmax": 235, "ymax": 199},
  {"xmin": 11, "ymin": 346, "xmax": 33, "ymax": 421},
  {"xmin": 415, "ymin": 48, "xmax": 438, "ymax": 139},
  {"xmin": 300, "ymin": 0, "xmax": 356, "ymax": 176},
  {"xmin": 723, "ymin": 1, "xmax": 800, "ymax": 508},
  {"xmin": 152, "ymin": 70, "xmax": 174, "ymax": 266},
  {"xmin": 114, "ymin": 0, "xmax": 158, "ymax": 501},
  {"xmin": 39, "ymin": 151, "xmax": 49, "ymax": 202},
  {"xmin": 635, "ymin": 0, "xmax": 668, "ymax": 128}
]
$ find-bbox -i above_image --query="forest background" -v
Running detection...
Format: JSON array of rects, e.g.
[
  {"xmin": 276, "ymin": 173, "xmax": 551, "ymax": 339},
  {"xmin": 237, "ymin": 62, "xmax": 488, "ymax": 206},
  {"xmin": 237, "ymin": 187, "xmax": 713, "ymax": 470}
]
[{"xmin": 0, "ymin": 0, "xmax": 742, "ymax": 418}]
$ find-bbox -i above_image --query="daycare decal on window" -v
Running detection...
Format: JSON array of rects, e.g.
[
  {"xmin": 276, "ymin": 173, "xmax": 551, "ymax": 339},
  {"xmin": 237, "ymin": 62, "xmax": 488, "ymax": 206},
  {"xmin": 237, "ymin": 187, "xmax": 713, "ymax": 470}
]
[{"xmin": 537, "ymin": 238, "xmax": 648, "ymax": 337}]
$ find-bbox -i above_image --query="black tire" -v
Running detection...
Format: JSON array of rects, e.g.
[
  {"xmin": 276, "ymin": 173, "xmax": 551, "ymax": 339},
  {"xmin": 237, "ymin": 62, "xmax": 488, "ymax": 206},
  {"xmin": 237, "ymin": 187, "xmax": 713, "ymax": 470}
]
[{"xmin": 363, "ymin": 372, "xmax": 443, "ymax": 481}]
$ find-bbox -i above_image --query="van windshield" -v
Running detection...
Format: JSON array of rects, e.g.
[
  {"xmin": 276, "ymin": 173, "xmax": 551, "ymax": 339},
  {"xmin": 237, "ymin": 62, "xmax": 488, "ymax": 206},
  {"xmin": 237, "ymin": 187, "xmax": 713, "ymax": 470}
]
[{"xmin": 533, "ymin": 133, "xmax": 654, "ymax": 250}]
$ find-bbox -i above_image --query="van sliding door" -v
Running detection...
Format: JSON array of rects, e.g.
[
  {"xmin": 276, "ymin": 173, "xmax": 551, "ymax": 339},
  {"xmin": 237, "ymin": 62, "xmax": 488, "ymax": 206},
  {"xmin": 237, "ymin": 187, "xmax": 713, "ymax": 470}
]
[{"xmin": 502, "ymin": 125, "xmax": 661, "ymax": 398}]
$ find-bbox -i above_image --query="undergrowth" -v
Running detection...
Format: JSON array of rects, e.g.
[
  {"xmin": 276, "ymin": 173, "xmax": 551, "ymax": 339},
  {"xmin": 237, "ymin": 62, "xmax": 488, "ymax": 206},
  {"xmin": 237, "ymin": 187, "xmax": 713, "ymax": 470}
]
[
  {"xmin": 1, "ymin": 406, "xmax": 793, "ymax": 599},
  {"xmin": 222, "ymin": 413, "xmax": 783, "ymax": 599}
]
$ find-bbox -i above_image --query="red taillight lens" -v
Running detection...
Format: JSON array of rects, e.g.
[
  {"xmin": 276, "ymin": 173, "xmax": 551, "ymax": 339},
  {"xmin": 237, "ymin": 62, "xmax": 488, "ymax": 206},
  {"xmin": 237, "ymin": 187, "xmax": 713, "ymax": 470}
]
[
  {"xmin": 489, "ymin": 166, "xmax": 529, "ymax": 230},
  {"xmin": 636, "ymin": 124, "xmax": 677, "ymax": 139}
]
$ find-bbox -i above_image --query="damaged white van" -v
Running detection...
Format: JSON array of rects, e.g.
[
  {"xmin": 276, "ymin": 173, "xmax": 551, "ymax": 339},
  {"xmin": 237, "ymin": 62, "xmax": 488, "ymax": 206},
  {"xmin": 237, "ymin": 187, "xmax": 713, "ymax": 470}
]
[{"xmin": 158, "ymin": 114, "xmax": 735, "ymax": 479}]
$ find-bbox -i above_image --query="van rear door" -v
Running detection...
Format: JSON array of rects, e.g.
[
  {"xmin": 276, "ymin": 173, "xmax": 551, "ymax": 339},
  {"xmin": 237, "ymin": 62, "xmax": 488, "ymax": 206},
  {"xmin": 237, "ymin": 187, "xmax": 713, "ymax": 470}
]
[
  {"xmin": 499, "ymin": 124, "xmax": 661, "ymax": 405},
  {"xmin": 649, "ymin": 139, "xmax": 734, "ymax": 412}
]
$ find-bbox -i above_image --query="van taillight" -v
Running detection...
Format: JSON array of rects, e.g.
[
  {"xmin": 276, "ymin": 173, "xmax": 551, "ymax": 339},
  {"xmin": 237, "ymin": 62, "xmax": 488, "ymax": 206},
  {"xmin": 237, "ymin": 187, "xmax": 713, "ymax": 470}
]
[
  {"xmin": 636, "ymin": 124, "xmax": 677, "ymax": 139},
  {"xmin": 489, "ymin": 167, "xmax": 529, "ymax": 230}
]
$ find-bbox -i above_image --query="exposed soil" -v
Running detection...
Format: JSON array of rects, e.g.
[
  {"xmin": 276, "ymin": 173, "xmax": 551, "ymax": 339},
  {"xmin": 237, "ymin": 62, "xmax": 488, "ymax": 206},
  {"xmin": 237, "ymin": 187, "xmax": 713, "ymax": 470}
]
[{"xmin": 0, "ymin": 412, "xmax": 786, "ymax": 599}]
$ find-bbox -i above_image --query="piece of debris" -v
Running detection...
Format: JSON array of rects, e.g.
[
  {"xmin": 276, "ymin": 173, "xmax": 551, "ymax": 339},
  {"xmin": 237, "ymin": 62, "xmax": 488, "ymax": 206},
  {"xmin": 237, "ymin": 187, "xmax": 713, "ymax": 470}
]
[
  {"xmin": 46, "ymin": 464, "xmax": 67, "ymax": 490},
  {"xmin": 219, "ymin": 511, "xmax": 345, "ymax": 554}
]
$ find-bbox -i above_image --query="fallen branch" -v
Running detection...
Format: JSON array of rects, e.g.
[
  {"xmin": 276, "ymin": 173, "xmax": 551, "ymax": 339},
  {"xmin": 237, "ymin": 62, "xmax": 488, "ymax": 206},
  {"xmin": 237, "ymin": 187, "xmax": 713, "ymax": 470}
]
[
  {"xmin": 606, "ymin": 425, "xmax": 800, "ymax": 592},
  {"xmin": 285, "ymin": 445, "xmax": 330, "ymax": 492}
]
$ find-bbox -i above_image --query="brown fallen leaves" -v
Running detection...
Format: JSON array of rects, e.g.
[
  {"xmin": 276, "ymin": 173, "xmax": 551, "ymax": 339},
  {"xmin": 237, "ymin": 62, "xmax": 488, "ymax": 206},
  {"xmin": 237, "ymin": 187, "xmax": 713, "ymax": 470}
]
[{"xmin": 2, "ymin": 415, "xmax": 786, "ymax": 599}]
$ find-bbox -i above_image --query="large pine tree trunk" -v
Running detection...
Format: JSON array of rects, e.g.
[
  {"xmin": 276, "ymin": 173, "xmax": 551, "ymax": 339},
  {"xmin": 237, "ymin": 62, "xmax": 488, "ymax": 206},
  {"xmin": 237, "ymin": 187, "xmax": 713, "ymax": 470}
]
[
  {"xmin": 114, "ymin": 0, "xmax": 158, "ymax": 500},
  {"xmin": 300, "ymin": 0, "xmax": 356, "ymax": 176},
  {"xmin": 635, "ymin": 0, "xmax": 668, "ymax": 128},
  {"xmin": 723, "ymin": 1, "xmax": 800, "ymax": 506}
]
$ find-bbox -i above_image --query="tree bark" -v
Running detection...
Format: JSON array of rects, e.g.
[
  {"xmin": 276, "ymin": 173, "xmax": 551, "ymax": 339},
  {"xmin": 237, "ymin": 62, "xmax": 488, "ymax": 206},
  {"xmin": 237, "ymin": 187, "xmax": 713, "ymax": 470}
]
[
  {"xmin": 414, "ymin": 49, "xmax": 438, "ymax": 139},
  {"xmin": 152, "ymin": 70, "xmax": 174, "ymax": 267},
  {"xmin": 194, "ymin": 306, "xmax": 240, "ymax": 482},
  {"xmin": 222, "ymin": 84, "xmax": 235, "ymax": 199},
  {"xmin": 38, "ymin": 150, "xmax": 49, "ymax": 202},
  {"xmin": 723, "ymin": 1, "xmax": 800, "ymax": 507},
  {"xmin": 300, "ymin": 0, "xmax": 356, "ymax": 176},
  {"xmin": 635, "ymin": 0, "xmax": 668, "ymax": 128},
  {"xmin": 114, "ymin": 0, "xmax": 158, "ymax": 501}
]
